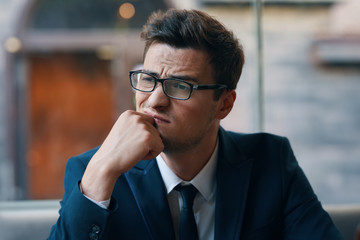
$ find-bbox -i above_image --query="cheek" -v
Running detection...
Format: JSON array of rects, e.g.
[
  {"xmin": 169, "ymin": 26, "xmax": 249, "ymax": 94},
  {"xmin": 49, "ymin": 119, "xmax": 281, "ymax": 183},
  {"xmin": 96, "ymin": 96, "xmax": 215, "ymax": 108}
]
[
  {"xmin": 179, "ymin": 103, "xmax": 214, "ymax": 123},
  {"xmin": 135, "ymin": 92, "xmax": 147, "ymax": 110}
]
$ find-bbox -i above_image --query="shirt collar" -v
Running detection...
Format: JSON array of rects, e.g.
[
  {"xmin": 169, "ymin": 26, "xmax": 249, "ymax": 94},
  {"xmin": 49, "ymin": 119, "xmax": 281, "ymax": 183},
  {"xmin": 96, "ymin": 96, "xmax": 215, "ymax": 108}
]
[{"xmin": 156, "ymin": 140, "xmax": 218, "ymax": 201}]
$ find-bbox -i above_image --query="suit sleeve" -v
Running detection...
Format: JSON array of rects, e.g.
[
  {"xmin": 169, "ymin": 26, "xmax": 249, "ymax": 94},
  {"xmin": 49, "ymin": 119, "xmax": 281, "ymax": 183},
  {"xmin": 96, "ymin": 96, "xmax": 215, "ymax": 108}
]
[
  {"xmin": 47, "ymin": 153, "xmax": 116, "ymax": 240},
  {"xmin": 281, "ymin": 137, "xmax": 343, "ymax": 239}
]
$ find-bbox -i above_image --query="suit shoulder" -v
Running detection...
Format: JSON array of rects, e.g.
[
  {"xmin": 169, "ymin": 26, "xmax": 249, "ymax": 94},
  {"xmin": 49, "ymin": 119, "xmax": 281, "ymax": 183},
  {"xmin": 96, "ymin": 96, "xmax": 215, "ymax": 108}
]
[
  {"xmin": 226, "ymin": 131, "xmax": 287, "ymax": 145},
  {"xmin": 222, "ymin": 130, "xmax": 292, "ymax": 157}
]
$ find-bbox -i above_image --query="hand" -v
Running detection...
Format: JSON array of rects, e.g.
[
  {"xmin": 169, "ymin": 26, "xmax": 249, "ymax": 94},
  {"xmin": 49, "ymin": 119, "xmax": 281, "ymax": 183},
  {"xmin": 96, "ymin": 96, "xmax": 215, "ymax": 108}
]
[{"xmin": 81, "ymin": 110, "xmax": 164, "ymax": 202}]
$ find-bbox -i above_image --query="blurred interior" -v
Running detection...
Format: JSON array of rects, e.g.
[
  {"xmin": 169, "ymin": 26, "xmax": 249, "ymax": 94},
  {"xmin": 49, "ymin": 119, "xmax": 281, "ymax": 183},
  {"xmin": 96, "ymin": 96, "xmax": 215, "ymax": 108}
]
[{"xmin": 0, "ymin": 0, "xmax": 359, "ymax": 239}]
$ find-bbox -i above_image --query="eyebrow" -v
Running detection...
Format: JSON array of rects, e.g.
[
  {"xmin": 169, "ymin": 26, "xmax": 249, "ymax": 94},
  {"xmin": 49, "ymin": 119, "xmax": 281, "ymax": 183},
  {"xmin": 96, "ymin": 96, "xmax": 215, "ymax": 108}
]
[{"xmin": 142, "ymin": 69, "xmax": 199, "ymax": 83}]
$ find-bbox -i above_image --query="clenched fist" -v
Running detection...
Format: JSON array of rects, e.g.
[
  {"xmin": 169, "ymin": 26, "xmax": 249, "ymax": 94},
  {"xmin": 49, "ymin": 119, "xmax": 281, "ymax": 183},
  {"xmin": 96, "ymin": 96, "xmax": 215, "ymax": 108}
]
[{"xmin": 81, "ymin": 110, "xmax": 164, "ymax": 202}]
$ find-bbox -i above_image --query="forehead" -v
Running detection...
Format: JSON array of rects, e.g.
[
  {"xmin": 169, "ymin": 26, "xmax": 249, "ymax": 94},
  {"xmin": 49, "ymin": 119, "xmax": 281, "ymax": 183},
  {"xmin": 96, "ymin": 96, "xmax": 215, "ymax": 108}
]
[{"xmin": 143, "ymin": 43, "xmax": 213, "ymax": 82}]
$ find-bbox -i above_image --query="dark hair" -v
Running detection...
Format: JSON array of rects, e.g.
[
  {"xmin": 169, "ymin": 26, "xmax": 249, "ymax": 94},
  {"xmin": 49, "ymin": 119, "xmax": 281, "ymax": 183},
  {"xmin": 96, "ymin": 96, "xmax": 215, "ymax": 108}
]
[{"xmin": 140, "ymin": 9, "xmax": 245, "ymax": 91}]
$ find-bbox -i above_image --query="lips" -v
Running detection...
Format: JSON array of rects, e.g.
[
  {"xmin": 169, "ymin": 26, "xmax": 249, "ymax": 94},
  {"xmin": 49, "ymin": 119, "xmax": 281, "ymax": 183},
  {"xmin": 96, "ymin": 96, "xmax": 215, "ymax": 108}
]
[{"xmin": 145, "ymin": 111, "xmax": 170, "ymax": 124}]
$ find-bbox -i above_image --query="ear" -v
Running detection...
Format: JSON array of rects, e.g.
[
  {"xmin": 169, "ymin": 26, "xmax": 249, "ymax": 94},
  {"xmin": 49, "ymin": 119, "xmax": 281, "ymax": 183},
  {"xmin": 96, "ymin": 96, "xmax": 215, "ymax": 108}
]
[{"xmin": 216, "ymin": 90, "xmax": 236, "ymax": 120}]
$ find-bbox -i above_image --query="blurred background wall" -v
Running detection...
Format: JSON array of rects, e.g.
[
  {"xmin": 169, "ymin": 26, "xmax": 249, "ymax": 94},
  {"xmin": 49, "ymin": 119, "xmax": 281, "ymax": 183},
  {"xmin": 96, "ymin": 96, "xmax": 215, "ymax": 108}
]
[{"xmin": 0, "ymin": 0, "xmax": 359, "ymax": 206}]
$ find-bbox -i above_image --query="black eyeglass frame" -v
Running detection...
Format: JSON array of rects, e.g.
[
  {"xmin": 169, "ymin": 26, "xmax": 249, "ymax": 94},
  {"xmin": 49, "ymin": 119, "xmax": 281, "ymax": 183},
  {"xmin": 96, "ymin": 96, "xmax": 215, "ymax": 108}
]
[{"xmin": 129, "ymin": 70, "xmax": 229, "ymax": 100}]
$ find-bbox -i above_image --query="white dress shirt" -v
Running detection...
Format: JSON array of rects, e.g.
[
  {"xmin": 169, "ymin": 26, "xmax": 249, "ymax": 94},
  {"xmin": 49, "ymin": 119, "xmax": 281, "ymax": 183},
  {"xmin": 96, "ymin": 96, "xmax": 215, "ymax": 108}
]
[{"xmin": 156, "ymin": 141, "xmax": 218, "ymax": 240}]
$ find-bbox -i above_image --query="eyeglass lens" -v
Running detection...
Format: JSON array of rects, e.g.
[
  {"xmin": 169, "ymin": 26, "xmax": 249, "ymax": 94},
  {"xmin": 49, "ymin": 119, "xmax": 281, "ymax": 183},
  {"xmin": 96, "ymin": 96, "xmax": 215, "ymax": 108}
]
[{"xmin": 131, "ymin": 72, "xmax": 192, "ymax": 100}]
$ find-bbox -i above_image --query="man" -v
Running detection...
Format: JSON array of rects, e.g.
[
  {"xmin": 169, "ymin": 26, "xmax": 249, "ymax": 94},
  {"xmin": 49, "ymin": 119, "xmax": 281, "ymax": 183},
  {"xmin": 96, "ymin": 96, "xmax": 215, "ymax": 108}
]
[{"xmin": 48, "ymin": 9, "xmax": 342, "ymax": 240}]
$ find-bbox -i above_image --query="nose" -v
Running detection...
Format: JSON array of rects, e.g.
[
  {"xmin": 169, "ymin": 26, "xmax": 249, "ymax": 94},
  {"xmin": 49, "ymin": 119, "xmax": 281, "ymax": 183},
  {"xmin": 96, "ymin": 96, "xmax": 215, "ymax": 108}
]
[{"xmin": 147, "ymin": 82, "xmax": 170, "ymax": 109}]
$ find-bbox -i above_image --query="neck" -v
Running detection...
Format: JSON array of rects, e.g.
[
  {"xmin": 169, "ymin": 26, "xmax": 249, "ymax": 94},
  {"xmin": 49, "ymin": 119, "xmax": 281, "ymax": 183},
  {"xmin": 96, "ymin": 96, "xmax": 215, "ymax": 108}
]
[{"xmin": 160, "ymin": 127, "xmax": 219, "ymax": 181}]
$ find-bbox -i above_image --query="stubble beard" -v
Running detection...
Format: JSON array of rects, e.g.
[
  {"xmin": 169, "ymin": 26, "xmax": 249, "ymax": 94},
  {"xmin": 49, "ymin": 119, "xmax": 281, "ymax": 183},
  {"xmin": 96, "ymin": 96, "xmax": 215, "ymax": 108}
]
[
  {"xmin": 161, "ymin": 134, "xmax": 203, "ymax": 155},
  {"xmin": 148, "ymin": 100, "xmax": 219, "ymax": 155},
  {"xmin": 160, "ymin": 112, "xmax": 218, "ymax": 155}
]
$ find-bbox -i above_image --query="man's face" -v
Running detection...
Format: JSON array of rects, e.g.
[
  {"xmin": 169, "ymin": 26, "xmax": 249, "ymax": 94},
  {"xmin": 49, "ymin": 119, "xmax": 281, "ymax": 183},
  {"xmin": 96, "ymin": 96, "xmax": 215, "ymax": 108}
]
[{"xmin": 136, "ymin": 43, "xmax": 224, "ymax": 153}]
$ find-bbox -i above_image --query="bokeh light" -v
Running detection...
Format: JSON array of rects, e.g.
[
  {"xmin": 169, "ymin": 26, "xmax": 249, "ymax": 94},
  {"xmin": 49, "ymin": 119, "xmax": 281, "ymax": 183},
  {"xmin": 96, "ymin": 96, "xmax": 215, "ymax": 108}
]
[
  {"xmin": 4, "ymin": 37, "xmax": 22, "ymax": 53},
  {"xmin": 119, "ymin": 2, "xmax": 135, "ymax": 20}
]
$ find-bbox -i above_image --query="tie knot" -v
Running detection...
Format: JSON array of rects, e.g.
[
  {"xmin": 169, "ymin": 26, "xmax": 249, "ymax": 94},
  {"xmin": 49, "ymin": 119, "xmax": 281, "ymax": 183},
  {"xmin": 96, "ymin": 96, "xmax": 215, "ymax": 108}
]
[{"xmin": 175, "ymin": 184, "xmax": 198, "ymax": 209}]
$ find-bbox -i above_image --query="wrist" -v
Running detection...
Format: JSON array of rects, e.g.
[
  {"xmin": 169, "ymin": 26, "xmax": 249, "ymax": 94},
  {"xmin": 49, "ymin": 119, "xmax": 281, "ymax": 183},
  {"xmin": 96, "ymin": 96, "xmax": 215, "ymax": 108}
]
[
  {"xmin": 79, "ymin": 182, "xmax": 111, "ymax": 209},
  {"xmin": 81, "ymin": 163, "xmax": 118, "ymax": 202}
]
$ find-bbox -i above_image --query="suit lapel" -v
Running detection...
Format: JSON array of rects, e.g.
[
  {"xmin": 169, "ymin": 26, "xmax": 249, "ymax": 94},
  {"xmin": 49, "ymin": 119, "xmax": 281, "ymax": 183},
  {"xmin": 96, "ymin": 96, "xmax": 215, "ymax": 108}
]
[
  {"xmin": 215, "ymin": 128, "xmax": 253, "ymax": 240},
  {"xmin": 125, "ymin": 160, "xmax": 175, "ymax": 240}
]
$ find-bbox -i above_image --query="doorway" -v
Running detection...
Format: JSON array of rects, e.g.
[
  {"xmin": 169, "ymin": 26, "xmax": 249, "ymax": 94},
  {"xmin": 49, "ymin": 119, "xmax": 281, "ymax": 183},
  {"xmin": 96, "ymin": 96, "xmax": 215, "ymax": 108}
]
[{"xmin": 27, "ymin": 52, "xmax": 115, "ymax": 199}]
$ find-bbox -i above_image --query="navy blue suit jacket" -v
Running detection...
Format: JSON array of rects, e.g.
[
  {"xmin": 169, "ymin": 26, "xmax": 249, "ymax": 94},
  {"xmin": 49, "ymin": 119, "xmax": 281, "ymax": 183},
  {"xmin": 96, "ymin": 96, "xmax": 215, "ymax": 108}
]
[{"xmin": 48, "ymin": 128, "xmax": 342, "ymax": 239}]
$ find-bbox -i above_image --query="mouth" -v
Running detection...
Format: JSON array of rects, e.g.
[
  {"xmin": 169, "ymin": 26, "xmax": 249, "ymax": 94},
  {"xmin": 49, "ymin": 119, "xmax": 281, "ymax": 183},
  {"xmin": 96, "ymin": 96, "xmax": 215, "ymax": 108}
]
[{"xmin": 145, "ymin": 111, "xmax": 170, "ymax": 124}]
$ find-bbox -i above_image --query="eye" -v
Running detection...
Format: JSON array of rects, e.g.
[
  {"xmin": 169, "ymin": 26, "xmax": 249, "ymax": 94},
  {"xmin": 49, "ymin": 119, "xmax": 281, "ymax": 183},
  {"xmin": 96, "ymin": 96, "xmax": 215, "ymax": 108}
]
[
  {"xmin": 167, "ymin": 80, "xmax": 190, "ymax": 91},
  {"xmin": 174, "ymin": 83, "xmax": 190, "ymax": 90},
  {"xmin": 141, "ymin": 75, "xmax": 155, "ymax": 82}
]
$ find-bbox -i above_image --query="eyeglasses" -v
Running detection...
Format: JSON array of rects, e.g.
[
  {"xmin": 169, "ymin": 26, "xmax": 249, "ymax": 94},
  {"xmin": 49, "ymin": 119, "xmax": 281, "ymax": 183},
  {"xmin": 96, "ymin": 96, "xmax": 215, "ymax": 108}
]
[{"xmin": 129, "ymin": 70, "xmax": 228, "ymax": 100}]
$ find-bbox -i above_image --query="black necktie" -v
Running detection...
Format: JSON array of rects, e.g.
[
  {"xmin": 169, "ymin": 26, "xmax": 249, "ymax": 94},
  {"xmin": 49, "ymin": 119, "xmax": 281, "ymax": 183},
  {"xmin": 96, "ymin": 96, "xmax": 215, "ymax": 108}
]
[{"xmin": 175, "ymin": 184, "xmax": 199, "ymax": 240}]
